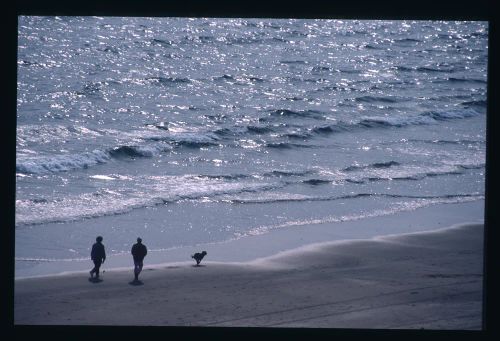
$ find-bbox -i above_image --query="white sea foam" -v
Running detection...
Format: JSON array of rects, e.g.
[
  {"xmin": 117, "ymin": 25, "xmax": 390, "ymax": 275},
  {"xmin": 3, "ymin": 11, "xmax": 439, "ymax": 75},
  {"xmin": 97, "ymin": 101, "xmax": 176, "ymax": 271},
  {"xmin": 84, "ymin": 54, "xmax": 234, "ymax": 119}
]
[
  {"xmin": 234, "ymin": 195, "xmax": 484, "ymax": 238},
  {"xmin": 15, "ymin": 175, "xmax": 279, "ymax": 226}
]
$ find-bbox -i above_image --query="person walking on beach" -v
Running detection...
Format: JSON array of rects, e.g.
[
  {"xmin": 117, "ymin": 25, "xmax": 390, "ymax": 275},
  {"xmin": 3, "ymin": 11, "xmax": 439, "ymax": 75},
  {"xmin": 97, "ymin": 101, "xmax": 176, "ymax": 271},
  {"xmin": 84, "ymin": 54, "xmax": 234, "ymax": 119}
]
[
  {"xmin": 90, "ymin": 236, "xmax": 106, "ymax": 280},
  {"xmin": 131, "ymin": 237, "xmax": 147, "ymax": 282}
]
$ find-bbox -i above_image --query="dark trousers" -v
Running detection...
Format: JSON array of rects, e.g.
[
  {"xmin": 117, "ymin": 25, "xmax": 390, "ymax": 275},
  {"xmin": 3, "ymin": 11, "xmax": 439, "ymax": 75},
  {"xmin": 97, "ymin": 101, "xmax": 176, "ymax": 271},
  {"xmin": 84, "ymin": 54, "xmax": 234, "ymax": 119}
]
[
  {"xmin": 134, "ymin": 260, "xmax": 143, "ymax": 279},
  {"xmin": 90, "ymin": 259, "xmax": 102, "ymax": 277}
]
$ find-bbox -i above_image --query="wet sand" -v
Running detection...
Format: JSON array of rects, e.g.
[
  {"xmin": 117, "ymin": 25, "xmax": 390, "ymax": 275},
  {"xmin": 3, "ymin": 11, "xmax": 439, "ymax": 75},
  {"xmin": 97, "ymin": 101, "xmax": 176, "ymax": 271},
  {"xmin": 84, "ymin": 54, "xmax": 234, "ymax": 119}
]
[{"xmin": 14, "ymin": 223, "xmax": 484, "ymax": 329}]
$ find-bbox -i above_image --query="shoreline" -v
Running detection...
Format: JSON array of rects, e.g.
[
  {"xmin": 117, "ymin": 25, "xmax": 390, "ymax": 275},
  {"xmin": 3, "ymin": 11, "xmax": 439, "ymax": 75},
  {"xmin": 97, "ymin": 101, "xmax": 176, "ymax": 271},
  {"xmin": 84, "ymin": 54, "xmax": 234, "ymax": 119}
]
[
  {"xmin": 15, "ymin": 220, "xmax": 480, "ymax": 280},
  {"xmin": 14, "ymin": 222, "xmax": 484, "ymax": 328},
  {"xmin": 15, "ymin": 200, "xmax": 484, "ymax": 279}
]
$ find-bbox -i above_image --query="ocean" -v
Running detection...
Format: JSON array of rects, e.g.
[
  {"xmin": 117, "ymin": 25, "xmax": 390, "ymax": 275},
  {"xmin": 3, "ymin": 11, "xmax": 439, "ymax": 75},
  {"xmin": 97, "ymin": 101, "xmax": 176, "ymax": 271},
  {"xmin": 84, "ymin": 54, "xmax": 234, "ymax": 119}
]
[{"xmin": 16, "ymin": 17, "xmax": 487, "ymax": 277}]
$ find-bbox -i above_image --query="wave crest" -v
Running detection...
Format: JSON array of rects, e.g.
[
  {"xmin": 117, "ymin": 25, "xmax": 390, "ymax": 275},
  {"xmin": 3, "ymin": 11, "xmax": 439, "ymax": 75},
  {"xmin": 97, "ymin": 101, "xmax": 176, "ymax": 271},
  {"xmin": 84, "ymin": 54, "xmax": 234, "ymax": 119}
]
[{"xmin": 16, "ymin": 150, "xmax": 110, "ymax": 174}]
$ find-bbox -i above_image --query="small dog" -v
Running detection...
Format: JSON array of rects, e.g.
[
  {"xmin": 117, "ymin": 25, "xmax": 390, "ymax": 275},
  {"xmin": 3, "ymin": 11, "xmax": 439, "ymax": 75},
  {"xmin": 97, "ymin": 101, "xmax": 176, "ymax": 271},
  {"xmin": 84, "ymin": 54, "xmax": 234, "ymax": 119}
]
[{"xmin": 191, "ymin": 251, "xmax": 207, "ymax": 265}]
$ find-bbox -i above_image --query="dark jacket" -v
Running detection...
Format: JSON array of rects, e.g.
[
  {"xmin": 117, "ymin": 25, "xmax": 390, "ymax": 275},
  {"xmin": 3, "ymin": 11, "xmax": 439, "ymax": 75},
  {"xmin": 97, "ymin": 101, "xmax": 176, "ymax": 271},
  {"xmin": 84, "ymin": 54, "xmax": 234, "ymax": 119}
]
[
  {"xmin": 91, "ymin": 242, "xmax": 106, "ymax": 262},
  {"xmin": 131, "ymin": 243, "xmax": 147, "ymax": 262}
]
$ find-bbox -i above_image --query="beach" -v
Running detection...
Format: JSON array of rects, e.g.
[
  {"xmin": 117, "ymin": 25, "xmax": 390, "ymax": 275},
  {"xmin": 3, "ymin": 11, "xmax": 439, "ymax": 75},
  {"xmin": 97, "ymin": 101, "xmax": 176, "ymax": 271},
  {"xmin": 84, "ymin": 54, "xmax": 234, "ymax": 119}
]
[
  {"xmin": 14, "ymin": 17, "xmax": 487, "ymax": 331},
  {"xmin": 14, "ymin": 222, "xmax": 484, "ymax": 329},
  {"xmin": 15, "ymin": 17, "xmax": 487, "ymax": 281}
]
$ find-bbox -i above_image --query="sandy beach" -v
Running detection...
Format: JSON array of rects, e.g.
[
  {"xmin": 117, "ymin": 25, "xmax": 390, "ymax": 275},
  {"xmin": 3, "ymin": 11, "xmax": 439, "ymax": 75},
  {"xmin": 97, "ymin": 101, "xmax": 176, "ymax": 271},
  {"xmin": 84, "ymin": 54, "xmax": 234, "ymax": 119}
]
[
  {"xmin": 14, "ymin": 222, "xmax": 484, "ymax": 329},
  {"xmin": 13, "ymin": 16, "xmax": 488, "ymax": 336}
]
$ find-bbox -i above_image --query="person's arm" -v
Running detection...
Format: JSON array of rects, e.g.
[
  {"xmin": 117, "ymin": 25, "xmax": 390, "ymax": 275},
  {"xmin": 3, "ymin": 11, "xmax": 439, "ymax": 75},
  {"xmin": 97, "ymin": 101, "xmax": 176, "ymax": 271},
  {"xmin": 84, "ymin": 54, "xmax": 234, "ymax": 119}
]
[{"xmin": 102, "ymin": 245, "xmax": 106, "ymax": 263}]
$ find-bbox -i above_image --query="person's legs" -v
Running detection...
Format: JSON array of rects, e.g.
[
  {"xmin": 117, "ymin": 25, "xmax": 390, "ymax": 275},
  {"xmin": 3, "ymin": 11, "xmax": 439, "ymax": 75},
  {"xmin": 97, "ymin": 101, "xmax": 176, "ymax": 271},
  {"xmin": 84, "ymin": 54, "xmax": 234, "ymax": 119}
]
[
  {"xmin": 93, "ymin": 260, "xmax": 102, "ymax": 278},
  {"xmin": 134, "ymin": 261, "xmax": 143, "ymax": 280},
  {"xmin": 90, "ymin": 261, "xmax": 97, "ymax": 277}
]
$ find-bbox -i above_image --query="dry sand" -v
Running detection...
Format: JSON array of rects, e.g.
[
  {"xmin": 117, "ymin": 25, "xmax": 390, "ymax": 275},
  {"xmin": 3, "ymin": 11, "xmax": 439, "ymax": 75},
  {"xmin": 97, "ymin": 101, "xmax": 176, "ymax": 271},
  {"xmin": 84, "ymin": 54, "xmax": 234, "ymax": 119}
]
[{"xmin": 14, "ymin": 223, "xmax": 484, "ymax": 330}]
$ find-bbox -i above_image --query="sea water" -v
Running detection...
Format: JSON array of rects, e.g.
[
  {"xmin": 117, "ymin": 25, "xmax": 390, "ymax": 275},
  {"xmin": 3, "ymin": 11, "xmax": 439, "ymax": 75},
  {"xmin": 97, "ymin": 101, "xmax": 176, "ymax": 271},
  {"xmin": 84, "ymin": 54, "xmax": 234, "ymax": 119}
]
[{"xmin": 16, "ymin": 17, "xmax": 487, "ymax": 276}]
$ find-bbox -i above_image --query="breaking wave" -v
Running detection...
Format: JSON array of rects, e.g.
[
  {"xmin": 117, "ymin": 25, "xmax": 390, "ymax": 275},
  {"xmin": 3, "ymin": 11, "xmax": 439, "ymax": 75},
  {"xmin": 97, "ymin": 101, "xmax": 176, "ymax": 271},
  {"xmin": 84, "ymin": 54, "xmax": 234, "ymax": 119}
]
[
  {"xmin": 16, "ymin": 150, "xmax": 111, "ymax": 174},
  {"xmin": 226, "ymin": 192, "xmax": 483, "ymax": 205}
]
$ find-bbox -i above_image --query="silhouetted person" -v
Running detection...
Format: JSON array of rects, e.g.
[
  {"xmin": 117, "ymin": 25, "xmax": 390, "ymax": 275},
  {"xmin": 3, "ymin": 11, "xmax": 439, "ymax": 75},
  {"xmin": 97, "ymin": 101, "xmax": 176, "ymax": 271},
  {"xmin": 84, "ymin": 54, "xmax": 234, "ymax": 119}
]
[
  {"xmin": 131, "ymin": 237, "xmax": 147, "ymax": 281},
  {"xmin": 90, "ymin": 236, "xmax": 106, "ymax": 279}
]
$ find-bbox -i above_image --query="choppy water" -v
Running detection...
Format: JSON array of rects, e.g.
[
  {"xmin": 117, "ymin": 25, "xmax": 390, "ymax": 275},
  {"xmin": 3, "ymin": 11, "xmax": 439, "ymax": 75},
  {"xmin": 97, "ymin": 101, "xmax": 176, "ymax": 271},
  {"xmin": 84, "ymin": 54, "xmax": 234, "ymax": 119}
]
[{"xmin": 16, "ymin": 17, "xmax": 487, "ymax": 268}]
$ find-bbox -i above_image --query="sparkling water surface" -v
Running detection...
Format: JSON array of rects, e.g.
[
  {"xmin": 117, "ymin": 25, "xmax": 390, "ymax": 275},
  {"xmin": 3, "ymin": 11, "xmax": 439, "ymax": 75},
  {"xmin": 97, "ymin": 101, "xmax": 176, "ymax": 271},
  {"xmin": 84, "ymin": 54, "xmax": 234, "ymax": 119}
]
[{"xmin": 16, "ymin": 17, "xmax": 487, "ymax": 269}]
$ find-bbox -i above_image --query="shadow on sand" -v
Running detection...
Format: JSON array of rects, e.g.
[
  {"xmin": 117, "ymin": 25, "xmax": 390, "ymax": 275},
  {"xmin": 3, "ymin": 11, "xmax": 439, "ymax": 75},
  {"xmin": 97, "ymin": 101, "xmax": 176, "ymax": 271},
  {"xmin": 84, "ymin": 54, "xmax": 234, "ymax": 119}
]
[
  {"xmin": 192, "ymin": 264, "xmax": 207, "ymax": 268},
  {"xmin": 88, "ymin": 277, "xmax": 103, "ymax": 283},
  {"xmin": 129, "ymin": 279, "xmax": 144, "ymax": 286}
]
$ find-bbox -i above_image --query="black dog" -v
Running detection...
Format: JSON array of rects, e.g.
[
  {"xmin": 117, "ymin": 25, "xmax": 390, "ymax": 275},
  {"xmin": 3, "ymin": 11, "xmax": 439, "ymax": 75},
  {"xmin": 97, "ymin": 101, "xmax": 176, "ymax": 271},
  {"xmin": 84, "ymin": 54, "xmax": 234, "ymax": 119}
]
[{"xmin": 191, "ymin": 251, "xmax": 207, "ymax": 266}]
